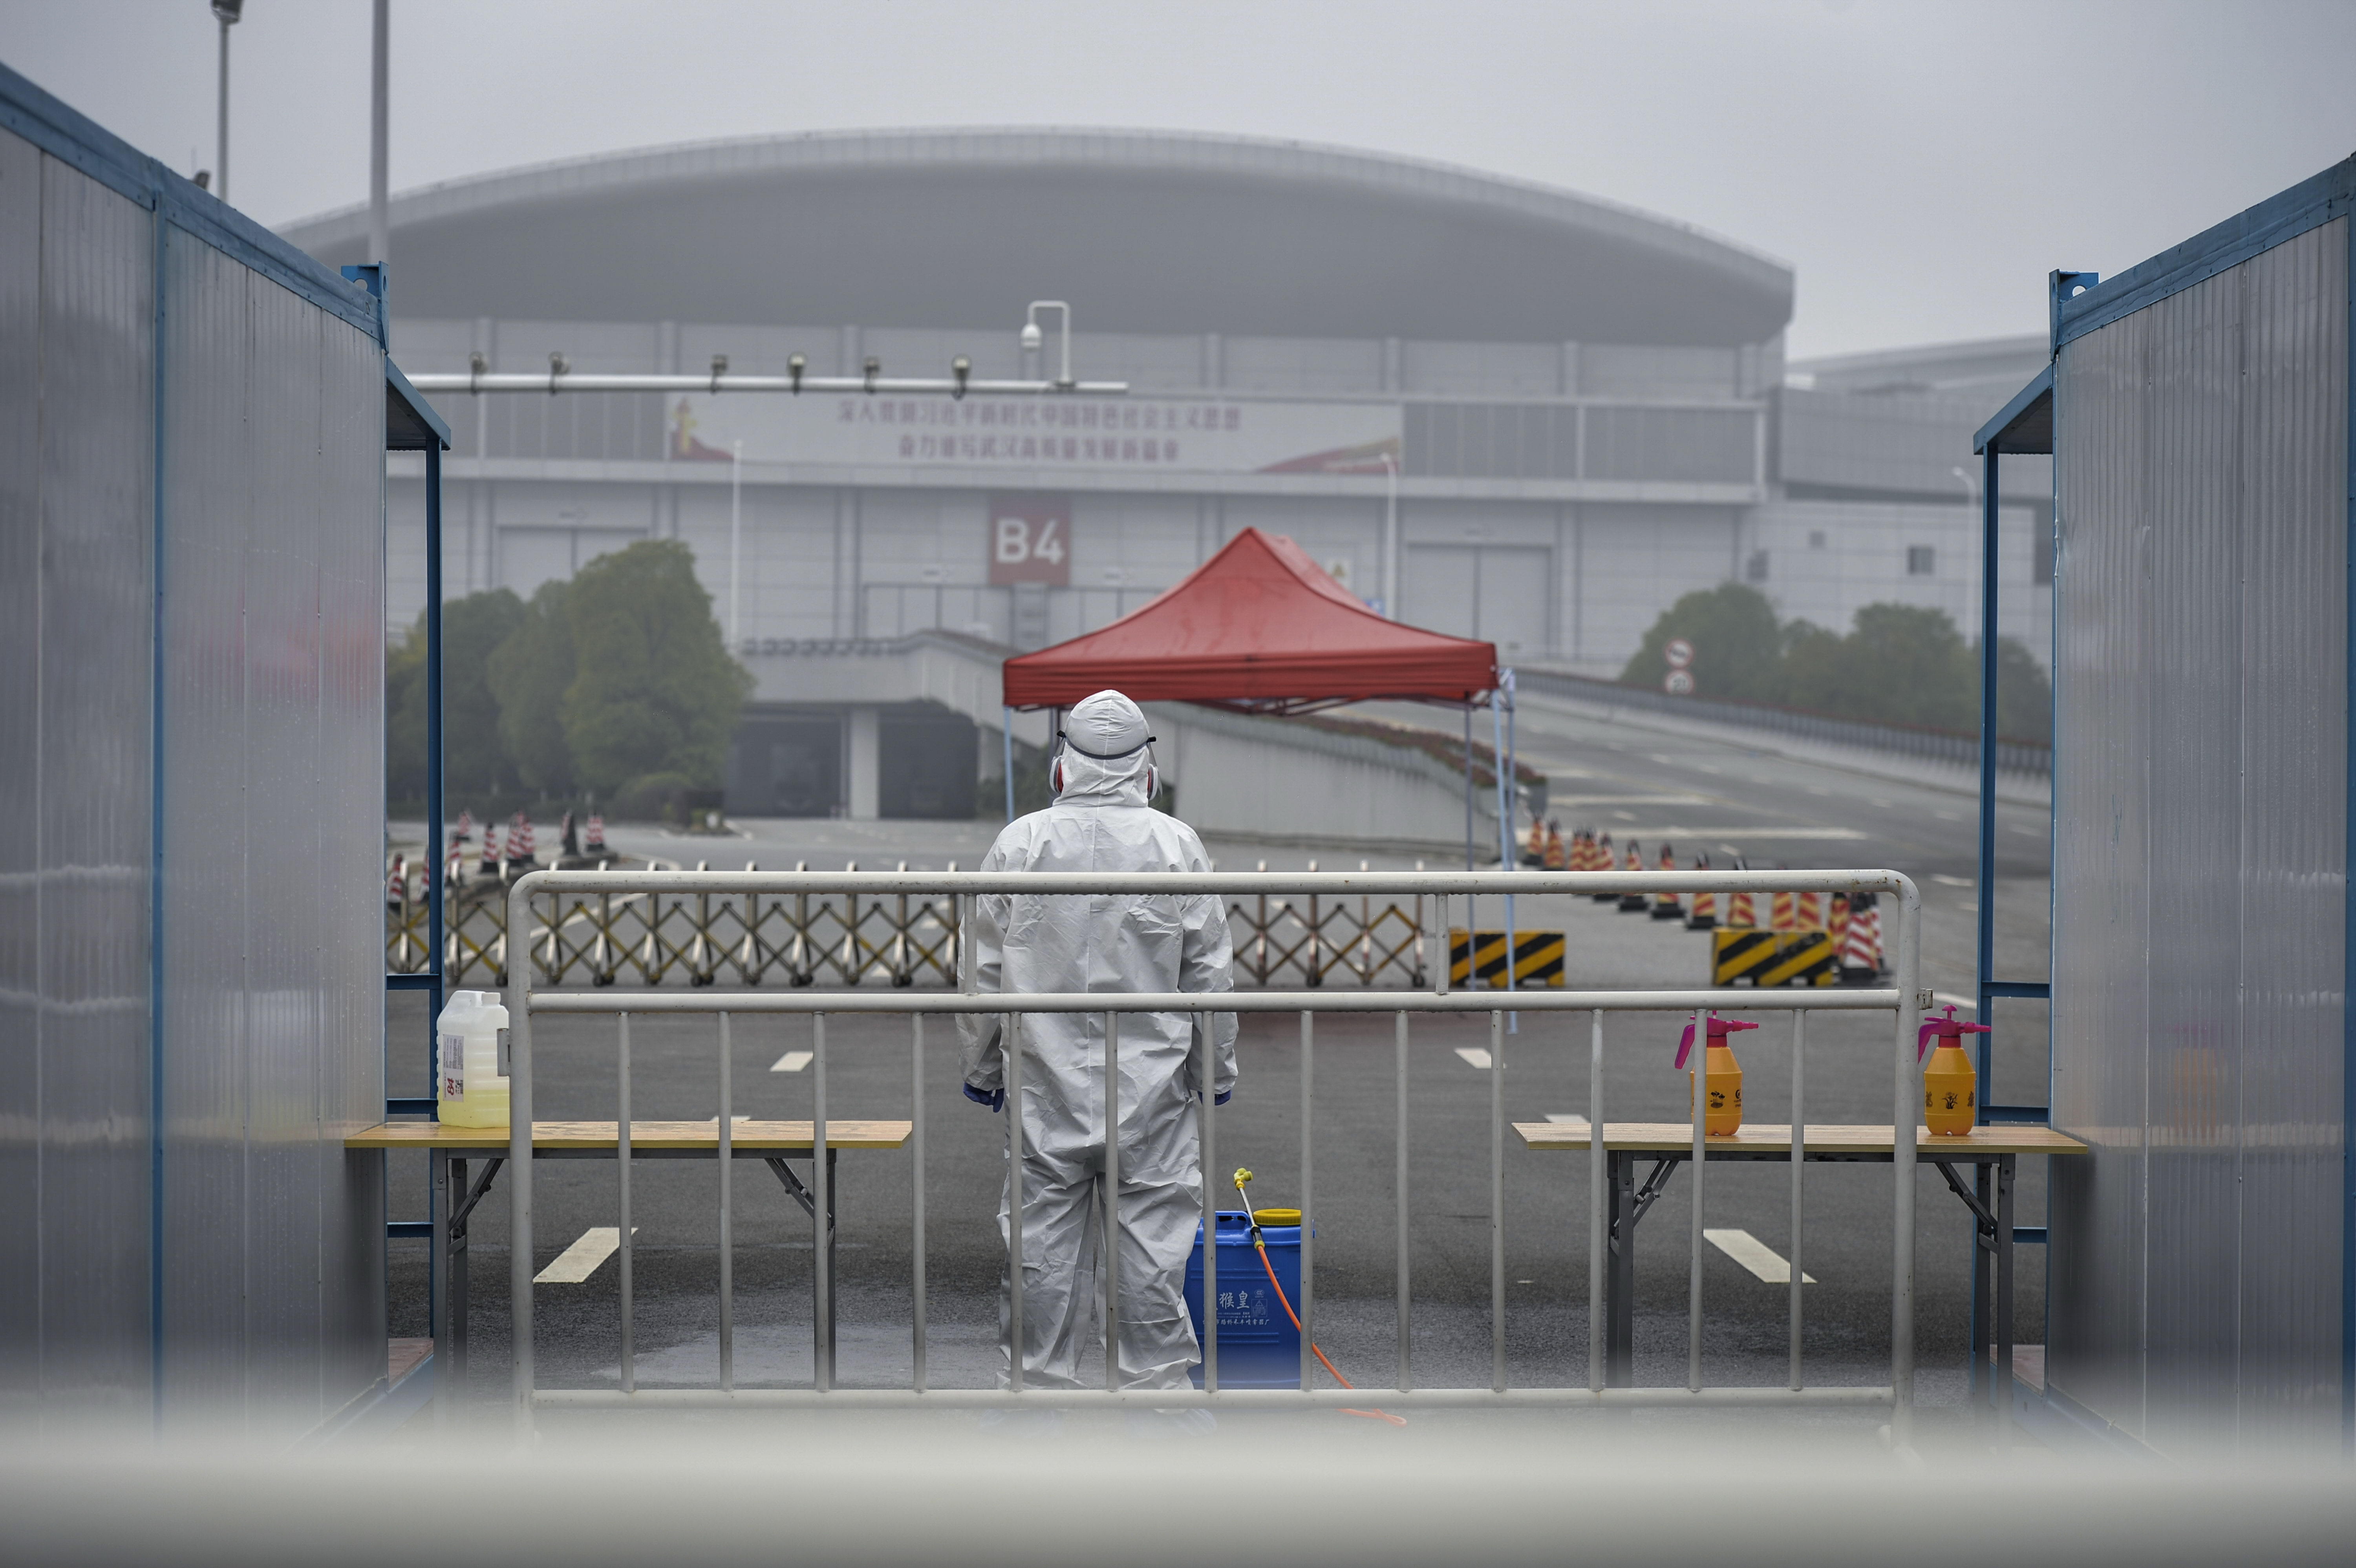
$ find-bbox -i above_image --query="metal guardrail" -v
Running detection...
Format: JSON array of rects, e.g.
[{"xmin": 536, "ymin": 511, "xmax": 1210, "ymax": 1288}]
[
  {"xmin": 1516, "ymin": 668, "xmax": 2052, "ymax": 775},
  {"xmin": 498, "ymin": 867, "xmax": 1927, "ymax": 1441},
  {"xmin": 389, "ymin": 859, "xmax": 1442, "ymax": 989}
]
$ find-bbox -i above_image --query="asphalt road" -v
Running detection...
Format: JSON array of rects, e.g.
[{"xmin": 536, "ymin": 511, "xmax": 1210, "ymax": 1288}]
[{"xmin": 384, "ymin": 698, "xmax": 2054, "ymax": 1416}]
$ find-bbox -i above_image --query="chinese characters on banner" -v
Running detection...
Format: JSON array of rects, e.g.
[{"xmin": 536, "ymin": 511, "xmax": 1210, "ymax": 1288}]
[{"xmin": 668, "ymin": 392, "xmax": 1401, "ymax": 477}]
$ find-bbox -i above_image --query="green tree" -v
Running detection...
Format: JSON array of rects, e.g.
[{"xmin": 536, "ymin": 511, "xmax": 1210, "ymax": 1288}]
[
  {"xmin": 386, "ymin": 588, "xmax": 527, "ymax": 803},
  {"xmin": 1994, "ymin": 636, "xmax": 2054, "ymax": 744},
  {"xmin": 1776, "ymin": 619, "xmax": 1848, "ymax": 713},
  {"xmin": 1619, "ymin": 582, "xmax": 1785, "ymax": 703},
  {"xmin": 487, "ymin": 579, "xmax": 578, "ymax": 796},
  {"xmin": 1840, "ymin": 603, "xmax": 1976, "ymax": 731},
  {"xmin": 557, "ymin": 540, "xmax": 752, "ymax": 798}
]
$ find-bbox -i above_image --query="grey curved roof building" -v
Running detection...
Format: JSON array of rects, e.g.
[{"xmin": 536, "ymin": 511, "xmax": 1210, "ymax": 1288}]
[
  {"xmin": 326, "ymin": 128, "xmax": 2041, "ymax": 818},
  {"xmin": 283, "ymin": 128, "xmax": 1790, "ymax": 346}
]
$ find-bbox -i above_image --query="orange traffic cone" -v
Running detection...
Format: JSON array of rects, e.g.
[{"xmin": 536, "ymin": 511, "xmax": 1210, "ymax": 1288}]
[
  {"xmin": 1618, "ymin": 841, "xmax": 1649, "ymax": 913},
  {"xmin": 1771, "ymin": 888, "xmax": 1796, "ymax": 933},
  {"xmin": 1796, "ymin": 890, "xmax": 1823, "ymax": 932},
  {"xmin": 1544, "ymin": 821, "xmax": 1567, "ymax": 870},
  {"xmin": 1592, "ymin": 833, "xmax": 1619, "ymax": 902},
  {"xmin": 477, "ymin": 822, "xmax": 501, "ymax": 880},
  {"xmin": 1687, "ymin": 855, "xmax": 1717, "ymax": 930},
  {"xmin": 508, "ymin": 813, "xmax": 537, "ymax": 870},
  {"xmin": 1841, "ymin": 892, "xmax": 1884, "ymax": 982},
  {"xmin": 1651, "ymin": 841, "xmax": 1683, "ymax": 920},
  {"xmin": 1828, "ymin": 893, "xmax": 1850, "ymax": 947},
  {"xmin": 1525, "ymin": 817, "xmax": 1548, "ymax": 868}
]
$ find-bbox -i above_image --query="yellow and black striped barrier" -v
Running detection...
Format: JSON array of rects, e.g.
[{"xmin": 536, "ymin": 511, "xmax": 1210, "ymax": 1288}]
[
  {"xmin": 1710, "ymin": 929, "xmax": 1778, "ymax": 985},
  {"xmin": 1712, "ymin": 929, "xmax": 1839, "ymax": 987},
  {"xmin": 1449, "ymin": 930, "xmax": 1565, "ymax": 989}
]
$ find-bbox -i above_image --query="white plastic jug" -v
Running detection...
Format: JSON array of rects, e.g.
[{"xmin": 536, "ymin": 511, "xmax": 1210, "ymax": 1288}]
[{"xmin": 435, "ymin": 989, "xmax": 512, "ymax": 1129}]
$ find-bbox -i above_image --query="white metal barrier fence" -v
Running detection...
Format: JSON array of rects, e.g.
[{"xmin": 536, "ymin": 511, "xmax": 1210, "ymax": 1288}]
[{"xmin": 502, "ymin": 868, "xmax": 1924, "ymax": 1437}]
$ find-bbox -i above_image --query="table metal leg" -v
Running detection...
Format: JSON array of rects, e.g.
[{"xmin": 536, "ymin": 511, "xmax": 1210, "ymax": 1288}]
[
  {"xmin": 1973, "ymin": 1160, "xmax": 1992, "ymax": 1406},
  {"xmin": 1608, "ymin": 1151, "xmax": 1633, "ymax": 1388},
  {"xmin": 1996, "ymin": 1155, "xmax": 2015, "ymax": 1424},
  {"xmin": 431, "ymin": 1149, "xmax": 451, "ymax": 1406},
  {"xmin": 449, "ymin": 1155, "xmax": 469, "ymax": 1393},
  {"xmin": 763, "ymin": 1150, "xmax": 841, "ymax": 1387}
]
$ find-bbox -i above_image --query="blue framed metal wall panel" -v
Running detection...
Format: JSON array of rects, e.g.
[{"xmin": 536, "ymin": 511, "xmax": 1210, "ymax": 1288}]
[
  {"xmin": 0, "ymin": 57, "xmax": 447, "ymax": 1429},
  {"xmin": 1978, "ymin": 155, "xmax": 2356, "ymax": 1448}
]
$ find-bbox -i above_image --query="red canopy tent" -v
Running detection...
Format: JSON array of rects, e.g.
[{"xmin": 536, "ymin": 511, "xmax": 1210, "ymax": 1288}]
[{"xmin": 1001, "ymin": 527, "xmax": 1497, "ymax": 714}]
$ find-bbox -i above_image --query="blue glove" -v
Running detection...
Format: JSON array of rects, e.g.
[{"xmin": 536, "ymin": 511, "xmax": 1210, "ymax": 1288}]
[
  {"xmin": 963, "ymin": 1082, "xmax": 1004, "ymax": 1112},
  {"xmin": 1206, "ymin": 1089, "xmax": 1232, "ymax": 1106}
]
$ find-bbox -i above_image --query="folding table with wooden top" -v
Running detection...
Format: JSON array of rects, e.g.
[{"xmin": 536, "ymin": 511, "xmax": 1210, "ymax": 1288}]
[
  {"xmin": 346, "ymin": 1119, "xmax": 913, "ymax": 1387},
  {"xmin": 1514, "ymin": 1121, "xmax": 2086, "ymax": 1396}
]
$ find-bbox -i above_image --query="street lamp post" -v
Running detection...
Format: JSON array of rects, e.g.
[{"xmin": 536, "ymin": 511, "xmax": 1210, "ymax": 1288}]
[
  {"xmin": 369, "ymin": 0, "xmax": 390, "ymax": 269},
  {"xmin": 1021, "ymin": 302, "xmax": 1074, "ymax": 389},
  {"xmin": 1950, "ymin": 464, "xmax": 1981, "ymax": 629},
  {"xmin": 212, "ymin": 0, "xmax": 242, "ymax": 203},
  {"xmin": 730, "ymin": 439, "xmax": 744, "ymax": 649},
  {"xmin": 1379, "ymin": 450, "xmax": 1399, "ymax": 619}
]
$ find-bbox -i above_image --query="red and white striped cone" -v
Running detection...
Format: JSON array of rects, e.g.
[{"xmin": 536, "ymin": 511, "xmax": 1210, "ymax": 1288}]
[
  {"xmin": 1617, "ymin": 843, "xmax": 1649, "ymax": 912},
  {"xmin": 585, "ymin": 813, "xmax": 608, "ymax": 855},
  {"xmin": 477, "ymin": 823, "xmax": 501, "ymax": 880},
  {"xmin": 454, "ymin": 808, "xmax": 475, "ymax": 844},
  {"xmin": 1771, "ymin": 889, "xmax": 1796, "ymax": 933},
  {"xmin": 446, "ymin": 843, "xmax": 465, "ymax": 890},
  {"xmin": 1592, "ymin": 834, "xmax": 1618, "ymax": 901},
  {"xmin": 1829, "ymin": 893, "xmax": 1850, "ymax": 947},
  {"xmin": 1650, "ymin": 843, "xmax": 1682, "ymax": 919},
  {"xmin": 1728, "ymin": 888, "xmax": 1755, "ymax": 929},
  {"xmin": 1796, "ymin": 890, "xmax": 1823, "ymax": 932},
  {"xmin": 1686, "ymin": 856, "xmax": 1717, "ymax": 930},
  {"xmin": 386, "ymin": 854, "xmax": 407, "ymax": 906},
  {"xmin": 509, "ymin": 813, "xmax": 537, "ymax": 869},
  {"xmin": 1841, "ymin": 896, "xmax": 1884, "ymax": 981}
]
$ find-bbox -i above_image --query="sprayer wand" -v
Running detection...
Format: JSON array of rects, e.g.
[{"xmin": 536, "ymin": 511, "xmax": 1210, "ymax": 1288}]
[{"xmin": 1229, "ymin": 1168, "xmax": 1403, "ymax": 1425}]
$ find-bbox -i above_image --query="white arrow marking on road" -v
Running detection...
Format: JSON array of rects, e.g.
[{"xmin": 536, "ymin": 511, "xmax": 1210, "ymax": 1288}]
[
  {"xmin": 536, "ymin": 1226, "xmax": 636, "ymax": 1285},
  {"xmin": 1705, "ymin": 1228, "xmax": 1815, "ymax": 1285},
  {"xmin": 1455, "ymin": 1046, "xmax": 1494, "ymax": 1070},
  {"xmin": 771, "ymin": 1050, "xmax": 814, "ymax": 1073}
]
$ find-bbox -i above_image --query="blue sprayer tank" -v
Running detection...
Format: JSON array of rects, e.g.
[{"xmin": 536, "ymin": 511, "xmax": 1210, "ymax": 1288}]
[{"xmin": 1183, "ymin": 1210, "xmax": 1302, "ymax": 1389}]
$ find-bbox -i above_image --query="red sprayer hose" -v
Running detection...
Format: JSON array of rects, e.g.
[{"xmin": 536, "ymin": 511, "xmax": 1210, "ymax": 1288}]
[{"xmin": 1231, "ymin": 1168, "xmax": 1405, "ymax": 1426}]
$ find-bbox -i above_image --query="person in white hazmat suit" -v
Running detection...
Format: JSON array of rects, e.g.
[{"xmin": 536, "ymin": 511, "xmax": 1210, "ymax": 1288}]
[{"xmin": 958, "ymin": 689, "xmax": 1238, "ymax": 1391}]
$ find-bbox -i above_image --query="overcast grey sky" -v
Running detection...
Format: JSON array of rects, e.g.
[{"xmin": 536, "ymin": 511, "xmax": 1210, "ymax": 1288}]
[{"xmin": 5, "ymin": 0, "xmax": 2350, "ymax": 360}]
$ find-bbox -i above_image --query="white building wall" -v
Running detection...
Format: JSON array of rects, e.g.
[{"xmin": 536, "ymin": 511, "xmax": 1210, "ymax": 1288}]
[{"xmin": 1749, "ymin": 498, "xmax": 2052, "ymax": 664}]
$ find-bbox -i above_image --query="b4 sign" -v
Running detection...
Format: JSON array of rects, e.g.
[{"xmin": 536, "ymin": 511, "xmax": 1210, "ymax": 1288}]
[{"xmin": 989, "ymin": 496, "xmax": 1072, "ymax": 585}]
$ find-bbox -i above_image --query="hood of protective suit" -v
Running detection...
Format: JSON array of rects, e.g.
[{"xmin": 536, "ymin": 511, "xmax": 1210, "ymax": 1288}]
[{"xmin": 1055, "ymin": 689, "xmax": 1155, "ymax": 805}]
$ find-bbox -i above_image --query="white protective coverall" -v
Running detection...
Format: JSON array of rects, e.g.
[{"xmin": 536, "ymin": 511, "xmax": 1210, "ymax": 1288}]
[{"xmin": 958, "ymin": 690, "xmax": 1238, "ymax": 1390}]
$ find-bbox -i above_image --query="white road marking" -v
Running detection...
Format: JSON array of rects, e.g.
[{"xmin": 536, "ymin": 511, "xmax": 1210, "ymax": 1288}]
[
  {"xmin": 1455, "ymin": 1046, "xmax": 1494, "ymax": 1069},
  {"xmin": 771, "ymin": 1050, "xmax": 814, "ymax": 1073},
  {"xmin": 1612, "ymin": 810, "xmax": 1638, "ymax": 821},
  {"xmin": 1934, "ymin": 992, "xmax": 1977, "ymax": 1010},
  {"xmin": 1805, "ymin": 785, "xmax": 1832, "ymax": 797},
  {"xmin": 1543, "ymin": 1113, "xmax": 1590, "ymax": 1130},
  {"xmin": 1705, "ymin": 1229, "xmax": 1815, "ymax": 1284},
  {"xmin": 1869, "ymin": 798, "xmax": 1894, "ymax": 809},
  {"xmin": 536, "ymin": 1226, "xmax": 635, "ymax": 1285},
  {"xmin": 1932, "ymin": 874, "xmax": 1974, "ymax": 887},
  {"xmin": 1553, "ymin": 795, "xmax": 1711, "ymax": 807}
]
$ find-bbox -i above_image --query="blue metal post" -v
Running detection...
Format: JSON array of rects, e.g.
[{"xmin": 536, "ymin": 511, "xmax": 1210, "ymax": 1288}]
[
  {"xmin": 425, "ymin": 440, "xmax": 444, "ymax": 1077},
  {"xmin": 1976, "ymin": 445, "xmax": 1999, "ymax": 1084}
]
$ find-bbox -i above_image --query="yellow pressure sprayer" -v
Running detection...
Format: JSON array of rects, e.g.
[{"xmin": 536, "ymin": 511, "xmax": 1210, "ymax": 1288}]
[{"xmin": 1229, "ymin": 1168, "xmax": 1402, "ymax": 1425}]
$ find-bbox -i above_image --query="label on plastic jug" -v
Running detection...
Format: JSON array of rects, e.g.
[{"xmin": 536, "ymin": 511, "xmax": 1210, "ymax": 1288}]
[{"xmin": 440, "ymin": 1030, "xmax": 465, "ymax": 1101}]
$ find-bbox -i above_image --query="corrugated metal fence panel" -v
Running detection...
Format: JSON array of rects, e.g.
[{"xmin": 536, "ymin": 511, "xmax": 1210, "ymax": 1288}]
[
  {"xmin": 159, "ymin": 228, "xmax": 252, "ymax": 1422},
  {"xmin": 2051, "ymin": 282, "xmax": 2153, "ymax": 1439},
  {"xmin": 2051, "ymin": 216, "xmax": 2348, "ymax": 1451},
  {"xmin": 0, "ymin": 127, "xmax": 44, "ymax": 1407},
  {"xmin": 317, "ymin": 300, "xmax": 388, "ymax": 1418},
  {"xmin": 15, "ymin": 141, "xmax": 158, "ymax": 1417},
  {"xmin": 158, "ymin": 235, "xmax": 387, "ymax": 1434},
  {"xmin": 2231, "ymin": 219, "xmax": 2346, "ymax": 1441}
]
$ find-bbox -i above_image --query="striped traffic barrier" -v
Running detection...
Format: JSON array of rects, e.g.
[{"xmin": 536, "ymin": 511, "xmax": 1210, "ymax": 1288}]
[
  {"xmin": 1764, "ymin": 930, "xmax": 1840, "ymax": 988},
  {"xmin": 1711, "ymin": 928, "xmax": 1778, "ymax": 985},
  {"xmin": 1449, "ymin": 929, "xmax": 1566, "ymax": 989}
]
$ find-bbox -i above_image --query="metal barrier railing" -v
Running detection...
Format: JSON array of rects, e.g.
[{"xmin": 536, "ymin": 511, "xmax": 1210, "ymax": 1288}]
[
  {"xmin": 500, "ymin": 868, "xmax": 1924, "ymax": 1438},
  {"xmin": 394, "ymin": 858, "xmax": 1440, "ymax": 988}
]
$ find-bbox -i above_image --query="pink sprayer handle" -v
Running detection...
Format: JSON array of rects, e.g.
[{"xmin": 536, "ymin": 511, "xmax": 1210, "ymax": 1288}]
[
  {"xmin": 1677, "ymin": 1016, "xmax": 1758, "ymax": 1068},
  {"xmin": 1918, "ymin": 1019, "xmax": 1992, "ymax": 1060}
]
